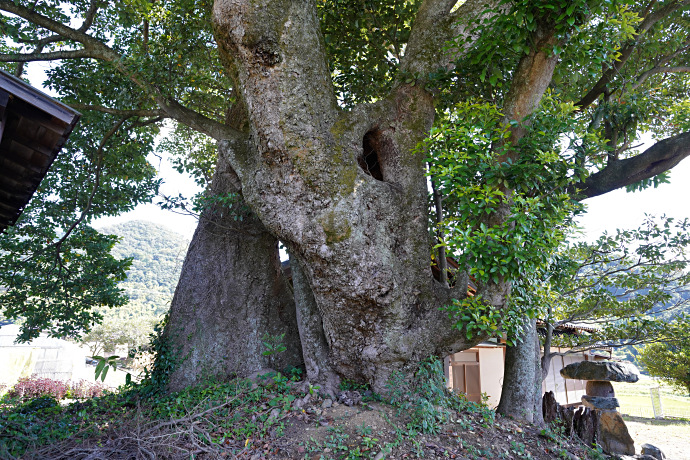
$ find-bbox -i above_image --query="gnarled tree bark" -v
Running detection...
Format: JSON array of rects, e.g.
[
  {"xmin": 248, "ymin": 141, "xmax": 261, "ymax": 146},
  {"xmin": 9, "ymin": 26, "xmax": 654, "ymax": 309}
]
[
  {"xmin": 3, "ymin": 0, "xmax": 690, "ymax": 407},
  {"xmin": 164, "ymin": 147, "xmax": 302, "ymax": 392},
  {"xmin": 206, "ymin": 0, "xmax": 479, "ymax": 392}
]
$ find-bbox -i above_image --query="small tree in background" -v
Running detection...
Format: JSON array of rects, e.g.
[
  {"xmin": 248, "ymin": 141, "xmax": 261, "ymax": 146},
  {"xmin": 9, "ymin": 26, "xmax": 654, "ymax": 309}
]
[
  {"xmin": 80, "ymin": 314, "xmax": 158, "ymax": 358},
  {"xmin": 638, "ymin": 340, "xmax": 690, "ymax": 396}
]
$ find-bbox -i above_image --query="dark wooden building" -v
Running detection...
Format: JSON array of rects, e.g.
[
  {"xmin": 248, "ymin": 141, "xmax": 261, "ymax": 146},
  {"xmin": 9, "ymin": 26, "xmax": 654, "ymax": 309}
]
[{"xmin": 0, "ymin": 69, "xmax": 80, "ymax": 233}]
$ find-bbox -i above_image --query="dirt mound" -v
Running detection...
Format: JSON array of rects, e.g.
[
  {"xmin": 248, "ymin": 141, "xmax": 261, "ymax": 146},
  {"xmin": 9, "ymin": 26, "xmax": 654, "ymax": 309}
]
[
  {"xmin": 3, "ymin": 377, "xmax": 600, "ymax": 460},
  {"xmin": 262, "ymin": 394, "xmax": 593, "ymax": 459}
]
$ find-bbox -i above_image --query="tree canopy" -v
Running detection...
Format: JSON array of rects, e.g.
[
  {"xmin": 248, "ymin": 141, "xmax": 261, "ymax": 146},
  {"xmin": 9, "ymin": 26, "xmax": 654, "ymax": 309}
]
[
  {"xmin": 529, "ymin": 216, "xmax": 690, "ymax": 382},
  {"xmin": 550, "ymin": 217, "xmax": 690, "ymax": 344}
]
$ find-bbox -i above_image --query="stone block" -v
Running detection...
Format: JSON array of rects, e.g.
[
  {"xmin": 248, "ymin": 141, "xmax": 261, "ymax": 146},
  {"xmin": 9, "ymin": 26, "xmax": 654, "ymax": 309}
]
[
  {"xmin": 586, "ymin": 380, "xmax": 615, "ymax": 397},
  {"xmin": 560, "ymin": 361, "xmax": 640, "ymax": 382},
  {"xmin": 582, "ymin": 395, "xmax": 619, "ymax": 410},
  {"xmin": 597, "ymin": 409, "xmax": 635, "ymax": 455}
]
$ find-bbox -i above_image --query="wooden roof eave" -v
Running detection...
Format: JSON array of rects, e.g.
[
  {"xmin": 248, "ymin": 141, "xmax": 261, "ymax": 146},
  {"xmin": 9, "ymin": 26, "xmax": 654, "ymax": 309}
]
[
  {"xmin": 0, "ymin": 69, "xmax": 81, "ymax": 233},
  {"xmin": 0, "ymin": 71, "xmax": 80, "ymax": 126}
]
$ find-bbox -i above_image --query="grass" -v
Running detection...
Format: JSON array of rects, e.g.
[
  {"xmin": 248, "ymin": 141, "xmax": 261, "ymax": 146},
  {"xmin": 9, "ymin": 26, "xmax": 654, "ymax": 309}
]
[
  {"xmin": 607, "ymin": 379, "xmax": 690, "ymax": 457},
  {"xmin": 0, "ymin": 373, "xmax": 299, "ymax": 458},
  {"xmin": 613, "ymin": 377, "xmax": 690, "ymax": 419}
]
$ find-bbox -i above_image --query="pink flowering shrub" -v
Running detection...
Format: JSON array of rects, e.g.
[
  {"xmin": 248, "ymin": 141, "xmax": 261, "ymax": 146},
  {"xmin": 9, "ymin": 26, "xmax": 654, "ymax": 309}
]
[
  {"xmin": 6, "ymin": 376, "xmax": 109, "ymax": 401},
  {"xmin": 68, "ymin": 379, "xmax": 108, "ymax": 399},
  {"xmin": 7, "ymin": 376, "xmax": 68, "ymax": 401}
]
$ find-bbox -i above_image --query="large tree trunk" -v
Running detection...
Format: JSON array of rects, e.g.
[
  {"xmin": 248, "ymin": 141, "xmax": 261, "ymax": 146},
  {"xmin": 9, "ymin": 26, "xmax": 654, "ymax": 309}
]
[
  {"xmin": 497, "ymin": 317, "xmax": 553, "ymax": 424},
  {"xmin": 496, "ymin": 319, "xmax": 545, "ymax": 425},
  {"xmin": 163, "ymin": 0, "xmax": 563, "ymax": 396},
  {"xmin": 206, "ymin": 0, "xmax": 479, "ymax": 392},
  {"xmin": 163, "ymin": 149, "xmax": 303, "ymax": 392}
]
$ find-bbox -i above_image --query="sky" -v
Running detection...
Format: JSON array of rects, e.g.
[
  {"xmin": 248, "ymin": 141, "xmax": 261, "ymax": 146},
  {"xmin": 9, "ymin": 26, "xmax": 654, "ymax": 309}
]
[
  {"xmin": 93, "ymin": 150, "xmax": 202, "ymax": 239},
  {"xmin": 577, "ymin": 159, "xmax": 690, "ymax": 240},
  {"xmin": 23, "ymin": 63, "xmax": 690, "ymax": 241},
  {"xmin": 90, "ymin": 144, "xmax": 690, "ymax": 242}
]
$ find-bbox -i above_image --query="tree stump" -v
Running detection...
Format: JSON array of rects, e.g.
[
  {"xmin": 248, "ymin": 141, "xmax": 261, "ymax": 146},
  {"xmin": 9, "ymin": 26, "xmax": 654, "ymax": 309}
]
[
  {"xmin": 543, "ymin": 391, "xmax": 559, "ymax": 424},
  {"xmin": 573, "ymin": 406, "xmax": 598, "ymax": 446}
]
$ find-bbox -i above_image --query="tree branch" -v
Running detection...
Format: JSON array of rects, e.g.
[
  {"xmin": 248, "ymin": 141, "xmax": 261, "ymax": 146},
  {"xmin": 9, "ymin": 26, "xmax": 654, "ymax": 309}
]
[
  {"xmin": 130, "ymin": 116, "xmax": 165, "ymax": 128},
  {"xmin": 12, "ymin": 0, "xmax": 101, "ymax": 75},
  {"xmin": 68, "ymin": 104, "xmax": 165, "ymax": 118},
  {"xmin": 12, "ymin": 34, "xmax": 62, "ymax": 77},
  {"xmin": 571, "ymin": 131, "xmax": 690, "ymax": 199},
  {"xmin": 77, "ymin": 0, "xmax": 102, "ymax": 33},
  {"xmin": 0, "ymin": 49, "xmax": 101, "ymax": 62},
  {"xmin": 575, "ymin": 0, "xmax": 690, "ymax": 110},
  {"xmin": 0, "ymin": 1, "xmax": 118, "ymax": 59},
  {"xmin": 499, "ymin": 26, "xmax": 560, "ymax": 148},
  {"xmin": 631, "ymin": 65, "xmax": 690, "ymax": 91},
  {"xmin": 0, "ymin": 0, "xmax": 241, "ymax": 142},
  {"xmin": 629, "ymin": 37, "xmax": 690, "ymax": 90}
]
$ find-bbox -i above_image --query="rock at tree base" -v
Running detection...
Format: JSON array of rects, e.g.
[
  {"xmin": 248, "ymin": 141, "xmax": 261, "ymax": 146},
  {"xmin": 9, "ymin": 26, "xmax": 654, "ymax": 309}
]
[
  {"xmin": 560, "ymin": 361, "xmax": 640, "ymax": 382},
  {"xmin": 586, "ymin": 380, "xmax": 616, "ymax": 397},
  {"xmin": 582, "ymin": 395, "xmax": 619, "ymax": 410},
  {"xmin": 641, "ymin": 443, "xmax": 666, "ymax": 460},
  {"xmin": 336, "ymin": 390, "xmax": 362, "ymax": 406},
  {"xmin": 597, "ymin": 409, "xmax": 635, "ymax": 455}
]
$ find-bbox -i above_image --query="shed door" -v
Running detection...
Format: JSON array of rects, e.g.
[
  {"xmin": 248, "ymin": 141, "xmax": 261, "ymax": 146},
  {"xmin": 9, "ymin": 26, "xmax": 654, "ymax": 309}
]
[{"xmin": 450, "ymin": 350, "xmax": 481, "ymax": 403}]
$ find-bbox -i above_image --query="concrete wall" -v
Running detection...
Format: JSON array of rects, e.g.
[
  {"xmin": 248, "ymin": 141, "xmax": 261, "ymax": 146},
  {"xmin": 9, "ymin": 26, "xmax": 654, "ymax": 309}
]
[
  {"xmin": 447, "ymin": 344, "xmax": 589, "ymax": 408},
  {"xmin": 0, "ymin": 324, "xmax": 117, "ymax": 390},
  {"xmin": 477, "ymin": 347, "xmax": 505, "ymax": 408}
]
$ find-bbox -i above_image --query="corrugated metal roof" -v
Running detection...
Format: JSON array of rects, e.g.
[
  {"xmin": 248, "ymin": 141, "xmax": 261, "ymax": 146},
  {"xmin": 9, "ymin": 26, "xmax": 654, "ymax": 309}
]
[{"xmin": 0, "ymin": 69, "xmax": 80, "ymax": 233}]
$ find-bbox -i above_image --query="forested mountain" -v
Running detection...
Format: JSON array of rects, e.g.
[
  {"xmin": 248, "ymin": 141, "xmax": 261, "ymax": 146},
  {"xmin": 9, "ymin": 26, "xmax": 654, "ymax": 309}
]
[{"xmin": 98, "ymin": 221, "xmax": 189, "ymax": 319}]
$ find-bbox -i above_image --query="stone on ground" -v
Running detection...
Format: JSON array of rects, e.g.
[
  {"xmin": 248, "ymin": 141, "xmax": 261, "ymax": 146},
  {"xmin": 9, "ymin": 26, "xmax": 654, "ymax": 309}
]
[{"xmin": 641, "ymin": 443, "xmax": 666, "ymax": 460}]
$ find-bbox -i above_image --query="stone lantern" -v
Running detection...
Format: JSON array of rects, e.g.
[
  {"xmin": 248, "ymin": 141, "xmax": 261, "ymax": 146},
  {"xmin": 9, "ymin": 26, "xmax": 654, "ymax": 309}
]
[{"xmin": 561, "ymin": 361, "xmax": 639, "ymax": 456}]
